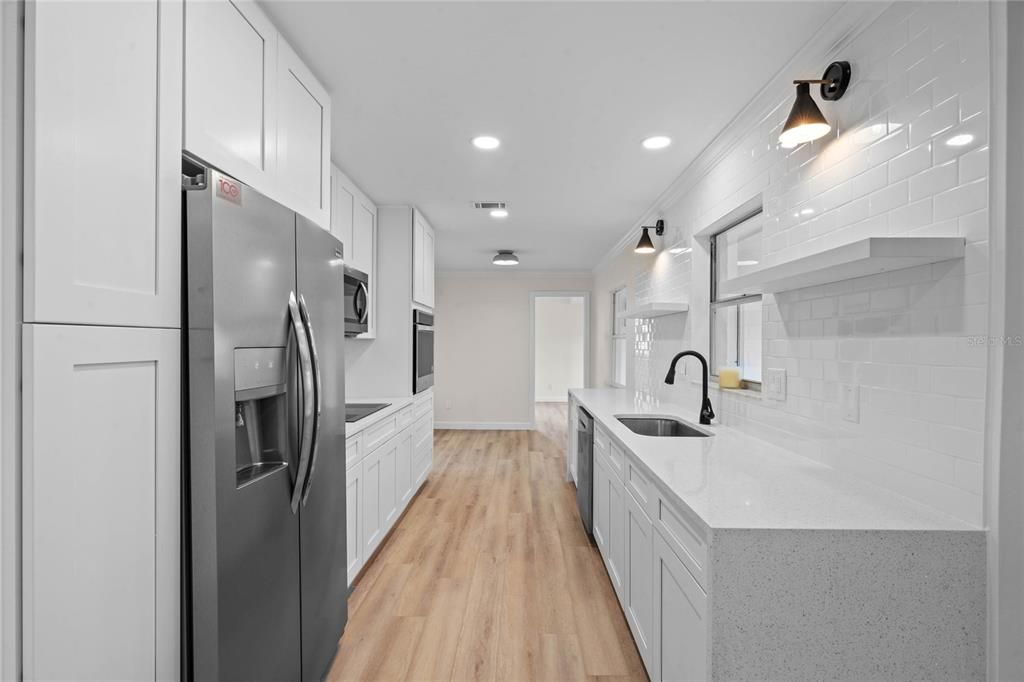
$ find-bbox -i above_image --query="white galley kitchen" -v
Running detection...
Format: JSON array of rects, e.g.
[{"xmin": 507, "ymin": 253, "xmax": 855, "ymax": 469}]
[{"xmin": 1, "ymin": 1, "xmax": 1023, "ymax": 681}]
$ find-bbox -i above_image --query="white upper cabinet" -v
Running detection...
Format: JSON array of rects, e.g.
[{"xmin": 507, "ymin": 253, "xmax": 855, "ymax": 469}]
[
  {"xmin": 276, "ymin": 39, "xmax": 331, "ymax": 228},
  {"xmin": 24, "ymin": 0, "xmax": 181, "ymax": 327},
  {"xmin": 184, "ymin": 0, "xmax": 276, "ymax": 193},
  {"xmin": 331, "ymin": 164, "xmax": 377, "ymax": 337},
  {"xmin": 412, "ymin": 211, "xmax": 435, "ymax": 309},
  {"xmin": 185, "ymin": 0, "xmax": 331, "ymax": 228}
]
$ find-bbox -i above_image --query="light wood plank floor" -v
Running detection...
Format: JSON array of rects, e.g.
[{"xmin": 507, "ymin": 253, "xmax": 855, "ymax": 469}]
[{"xmin": 327, "ymin": 402, "xmax": 648, "ymax": 681}]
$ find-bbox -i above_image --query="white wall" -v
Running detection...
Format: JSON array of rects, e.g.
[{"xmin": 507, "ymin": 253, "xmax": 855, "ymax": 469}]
[
  {"xmin": 534, "ymin": 296, "xmax": 585, "ymax": 402},
  {"xmin": 434, "ymin": 271, "xmax": 591, "ymax": 428},
  {"xmin": 593, "ymin": 2, "xmax": 991, "ymax": 527}
]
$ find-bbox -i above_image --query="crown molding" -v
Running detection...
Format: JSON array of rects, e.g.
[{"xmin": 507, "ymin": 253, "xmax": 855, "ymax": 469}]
[{"xmin": 593, "ymin": 1, "xmax": 891, "ymax": 273}]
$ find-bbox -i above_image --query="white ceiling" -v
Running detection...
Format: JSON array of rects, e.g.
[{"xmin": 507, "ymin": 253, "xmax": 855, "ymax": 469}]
[{"xmin": 262, "ymin": 1, "xmax": 841, "ymax": 271}]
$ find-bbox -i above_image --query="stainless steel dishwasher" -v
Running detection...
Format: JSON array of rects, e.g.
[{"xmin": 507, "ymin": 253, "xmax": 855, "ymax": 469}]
[{"xmin": 575, "ymin": 407, "xmax": 594, "ymax": 539}]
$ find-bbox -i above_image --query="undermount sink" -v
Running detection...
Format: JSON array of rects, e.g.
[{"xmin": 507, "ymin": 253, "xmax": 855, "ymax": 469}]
[{"xmin": 616, "ymin": 415, "xmax": 712, "ymax": 438}]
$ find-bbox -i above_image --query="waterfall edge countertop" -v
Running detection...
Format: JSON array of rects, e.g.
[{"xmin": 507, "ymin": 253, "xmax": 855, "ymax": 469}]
[{"xmin": 570, "ymin": 387, "xmax": 978, "ymax": 532}]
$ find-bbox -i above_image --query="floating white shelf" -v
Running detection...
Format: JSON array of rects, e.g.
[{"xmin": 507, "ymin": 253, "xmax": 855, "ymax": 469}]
[
  {"xmin": 624, "ymin": 302, "xmax": 689, "ymax": 319},
  {"xmin": 719, "ymin": 237, "xmax": 965, "ymax": 295}
]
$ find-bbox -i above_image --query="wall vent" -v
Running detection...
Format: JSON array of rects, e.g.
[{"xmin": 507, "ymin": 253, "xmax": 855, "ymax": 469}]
[{"xmin": 473, "ymin": 201, "xmax": 507, "ymax": 210}]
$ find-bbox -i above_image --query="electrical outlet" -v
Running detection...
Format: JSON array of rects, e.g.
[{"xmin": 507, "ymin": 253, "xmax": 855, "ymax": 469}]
[
  {"xmin": 765, "ymin": 368, "xmax": 786, "ymax": 401},
  {"xmin": 841, "ymin": 384, "xmax": 860, "ymax": 423},
  {"xmin": 444, "ymin": 399, "xmax": 452, "ymax": 410}
]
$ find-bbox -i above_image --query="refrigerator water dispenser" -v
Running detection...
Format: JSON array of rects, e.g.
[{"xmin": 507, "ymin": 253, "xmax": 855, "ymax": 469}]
[{"xmin": 233, "ymin": 347, "xmax": 289, "ymax": 488}]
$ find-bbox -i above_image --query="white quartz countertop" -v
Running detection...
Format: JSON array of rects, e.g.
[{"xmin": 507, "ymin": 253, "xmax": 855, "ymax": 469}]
[
  {"xmin": 570, "ymin": 388, "xmax": 978, "ymax": 532},
  {"xmin": 345, "ymin": 396, "xmax": 414, "ymax": 435}
]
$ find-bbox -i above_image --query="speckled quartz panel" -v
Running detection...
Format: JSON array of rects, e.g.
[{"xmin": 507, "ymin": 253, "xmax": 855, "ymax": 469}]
[
  {"xmin": 709, "ymin": 529, "xmax": 986, "ymax": 681},
  {"xmin": 570, "ymin": 388, "xmax": 977, "ymax": 531}
]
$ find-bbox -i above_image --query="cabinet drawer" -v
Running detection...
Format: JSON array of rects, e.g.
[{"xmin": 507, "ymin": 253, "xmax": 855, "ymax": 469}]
[
  {"xmin": 413, "ymin": 413, "xmax": 432, "ymax": 447},
  {"xmin": 345, "ymin": 432, "xmax": 362, "ymax": 469},
  {"xmin": 363, "ymin": 413, "xmax": 398, "ymax": 453},
  {"xmin": 413, "ymin": 394, "xmax": 433, "ymax": 420},
  {"xmin": 395, "ymin": 404, "xmax": 414, "ymax": 429},
  {"xmin": 625, "ymin": 458, "xmax": 655, "ymax": 517},
  {"xmin": 607, "ymin": 441, "xmax": 625, "ymax": 480},
  {"xmin": 594, "ymin": 423, "xmax": 610, "ymax": 459},
  {"xmin": 654, "ymin": 492, "xmax": 710, "ymax": 591}
]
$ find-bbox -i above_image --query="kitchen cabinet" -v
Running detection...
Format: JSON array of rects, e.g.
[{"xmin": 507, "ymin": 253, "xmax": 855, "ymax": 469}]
[
  {"xmin": 22, "ymin": 324, "xmax": 180, "ymax": 681},
  {"xmin": 652, "ymin": 530, "xmax": 708, "ymax": 682},
  {"xmin": 330, "ymin": 165, "xmax": 377, "ymax": 338},
  {"xmin": 605, "ymin": 464, "xmax": 627, "ymax": 602},
  {"xmin": 397, "ymin": 428, "xmax": 414, "ymax": 506},
  {"xmin": 413, "ymin": 412, "xmax": 433, "ymax": 487},
  {"xmin": 412, "ymin": 211, "xmax": 435, "ymax": 309},
  {"xmin": 24, "ymin": 0, "xmax": 181, "ymax": 327},
  {"xmin": 592, "ymin": 453, "xmax": 609, "ymax": 551},
  {"xmin": 346, "ymin": 462, "xmax": 363, "ymax": 586},
  {"xmin": 361, "ymin": 444, "xmax": 384, "ymax": 560},
  {"xmin": 379, "ymin": 434, "xmax": 399, "ymax": 530},
  {"xmin": 184, "ymin": 0, "xmax": 331, "ymax": 229},
  {"xmin": 276, "ymin": 39, "xmax": 331, "ymax": 228},
  {"xmin": 184, "ymin": 0, "xmax": 276, "ymax": 194},
  {"xmin": 624, "ymin": 489, "xmax": 655, "ymax": 673}
]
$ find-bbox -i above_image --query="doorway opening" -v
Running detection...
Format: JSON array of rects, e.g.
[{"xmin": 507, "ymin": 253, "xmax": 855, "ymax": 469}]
[{"xmin": 530, "ymin": 291, "xmax": 590, "ymax": 429}]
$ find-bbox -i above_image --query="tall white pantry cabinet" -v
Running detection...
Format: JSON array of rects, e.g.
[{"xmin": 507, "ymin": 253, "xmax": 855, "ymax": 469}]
[{"xmin": 20, "ymin": 0, "xmax": 332, "ymax": 679}]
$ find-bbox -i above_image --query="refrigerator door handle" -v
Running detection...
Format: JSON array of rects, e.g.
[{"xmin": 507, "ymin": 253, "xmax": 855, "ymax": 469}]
[
  {"xmin": 288, "ymin": 291, "xmax": 315, "ymax": 513},
  {"xmin": 298, "ymin": 294, "xmax": 322, "ymax": 505}
]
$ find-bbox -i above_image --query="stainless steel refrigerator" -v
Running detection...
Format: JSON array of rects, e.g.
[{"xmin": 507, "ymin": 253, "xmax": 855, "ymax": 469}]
[{"xmin": 182, "ymin": 159, "xmax": 348, "ymax": 681}]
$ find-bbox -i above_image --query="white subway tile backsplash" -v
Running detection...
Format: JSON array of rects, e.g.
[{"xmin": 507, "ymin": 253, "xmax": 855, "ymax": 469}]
[{"xmin": 612, "ymin": 2, "xmax": 989, "ymax": 527}]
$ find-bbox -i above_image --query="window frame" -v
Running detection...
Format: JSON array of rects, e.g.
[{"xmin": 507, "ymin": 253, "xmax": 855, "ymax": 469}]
[
  {"xmin": 610, "ymin": 286, "xmax": 628, "ymax": 388},
  {"xmin": 709, "ymin": 212, "xmax": 763, "ymax": 390}
]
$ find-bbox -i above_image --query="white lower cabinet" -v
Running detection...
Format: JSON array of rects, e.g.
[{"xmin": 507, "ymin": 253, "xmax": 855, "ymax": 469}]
[
  {"xmin": 592, "ymin": 454, "xmax": 609, "ymax": 551},
  {"xmin": 347, "ymin": 400, "xmax": 433, "ymax": 586},
  {"xmin": 624, "ymin": 490, "xmax": 655, "ymax": 672},
  {"xmin": 346, "ymin": 462, "xmax": 363, "ymax": 586},
  {"xmin": 653, "ymin": 530, "xmax": 708, "ymax": 682},
  {"xmin": 605, "ymin": 466, "xmax": 626, "ymax": 602},
  {"xmin": 379, "ymin": 434, "xmax": 399, "ymax": 529},
  {"xmin": 22, "ymin": 324, "xmax": 180, "ymax": 681}
]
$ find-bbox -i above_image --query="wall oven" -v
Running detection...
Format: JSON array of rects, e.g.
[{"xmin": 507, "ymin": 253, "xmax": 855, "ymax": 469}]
[
  {"xmin": 413, "ymin": 310, "xmax": 434, "ymax": 394},
  {"xmin": 344, "ymin": 266, "xmax": 369, "ymax": 337}
]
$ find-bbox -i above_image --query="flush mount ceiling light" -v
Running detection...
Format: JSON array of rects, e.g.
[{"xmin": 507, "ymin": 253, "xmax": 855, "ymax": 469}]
[
  {"xmin": 642, "ymin": 135, "xmax": 672, "ymax": 150},
  {"xmin": 472, "ymin": 135, "xmax": 501, "ymax": 150},
  {"xmin": 490, "ymin": 208, "xmax": 509, "ymax": 218},
  {"xmin": 492, "ymin": 250, "xmax": 519, "ymax": 265},
  {"xmin": 634, "ymin": 219, "xmax": 665, "ymax": 254},
  {"xmin": 779, "ymin": 61, "xmax": 851, "ymax": 149}
]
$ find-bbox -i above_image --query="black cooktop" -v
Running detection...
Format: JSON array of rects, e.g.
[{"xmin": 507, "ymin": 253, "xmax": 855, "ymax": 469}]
[{"xmin": 345, "ymin": 402, "xmax": 390, "ymax": 423}]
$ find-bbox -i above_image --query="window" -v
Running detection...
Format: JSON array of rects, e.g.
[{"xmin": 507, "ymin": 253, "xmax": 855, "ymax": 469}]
[
  {"xmin": 611, "ymin": 287, "xmax": 628, "ymax": 387},
  {"xmin": 710, "ymin": 211, "xmax": 763, "ymax": 387}
]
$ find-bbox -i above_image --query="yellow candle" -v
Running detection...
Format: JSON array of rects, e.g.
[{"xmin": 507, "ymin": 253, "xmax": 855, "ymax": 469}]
[{"xmin": 719, "ymin": 366, "xmax": 741, "ymax": 389}]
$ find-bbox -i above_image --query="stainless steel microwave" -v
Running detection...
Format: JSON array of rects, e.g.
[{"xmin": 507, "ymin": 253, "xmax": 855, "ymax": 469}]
[{"xmin": 344, "ymin": 266, "xmax": 369, "ymax": 337}]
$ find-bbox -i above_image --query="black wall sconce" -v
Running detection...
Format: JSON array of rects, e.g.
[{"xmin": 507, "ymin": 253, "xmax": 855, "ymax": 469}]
[
  {"xmin": 634, "ymin": 219, "xmax": 665, "ymax": 254},
  {"xmin": 779, "ymin": 60, "xmax": 851, "ymax": 149}
]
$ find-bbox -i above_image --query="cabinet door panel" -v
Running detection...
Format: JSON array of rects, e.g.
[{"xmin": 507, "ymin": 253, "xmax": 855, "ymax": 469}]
[
  {"xmin": 331, "ymin": 166, "xmax": 354, "ymax": 248},
  {"xmin": 625, "ymin": 491, "xmax": 654, "ymax": 672},
  {"xmin": 362, "ymin": 450, "xmax": 383, "ymax": 558},
  {"xmin": 607, "ymin": 473, "xmax": 626, "ymax": 602},
  {"xmin": 380, "ymin": 438, "xmax": 398, "ymax": 530},
  {"xmin": 346, "ymin": 464, "xmax": 362, "ymax": 586},
  {"xmin": 593, "ymin": 455, "xmax": 608, "ymax": 551},
  {"xmin": 653, "ymin": 531, "xmax": 708, "ymax": 682},
  {"xmin": 423, "ymin": 226, "xmax": 435, "ymax": 308},
  {"xmin": 412, "ymin": 218, "xmax": 425, "ymax": 305},
  {"xmin": 397, "ymin": 429, "xmax": 414, "ymax": 506},
  {"xmin": 276, "ymin": 39, "xmax": 330, "ymax": 228},
  {"xmin": 353, "ymin": 202, "xmax": 375, "ymax": 275},
  {"xmin": 23, "ymin": 324, "xmax": 180, "ymax": 681},
  {"xmin": 25, "ymin": 0, "xmax": 181, "ymax": 327},
  {"xmin": 184, "ymin": 0, "xmax": 276, "ymax": 191}
]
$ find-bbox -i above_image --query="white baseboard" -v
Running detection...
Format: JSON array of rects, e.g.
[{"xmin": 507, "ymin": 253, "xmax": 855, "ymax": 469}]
[{"xmin": 434, "ymin": 421, "xmax": 533, "ymax": 431}]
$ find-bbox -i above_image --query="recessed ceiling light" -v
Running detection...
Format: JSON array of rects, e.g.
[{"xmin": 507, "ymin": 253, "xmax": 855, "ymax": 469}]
[
  {"xmin": 737, "ymin": 260, "xmax": 759, "ymax": 266},
  {"xmin": 945, "ymin": 133, "xmax": 974, "ymax": 147},
  {"xmin": 642, "ymin": 135, "xmax": 672, "ymax": 150},
  {"xmin": 800, "ymin": 207, "xmax": 815, "ymax": 216},
  {"xmin": 472, "ymin": 135, "xmax": 500, "ymax": 150},
  {"xmin": 492, "ymin": 250, "xmax": 519, "ymax": 266},
  {"xmin": 490, "ymin": 209, "xmax": 509, "ymax": 218}
]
